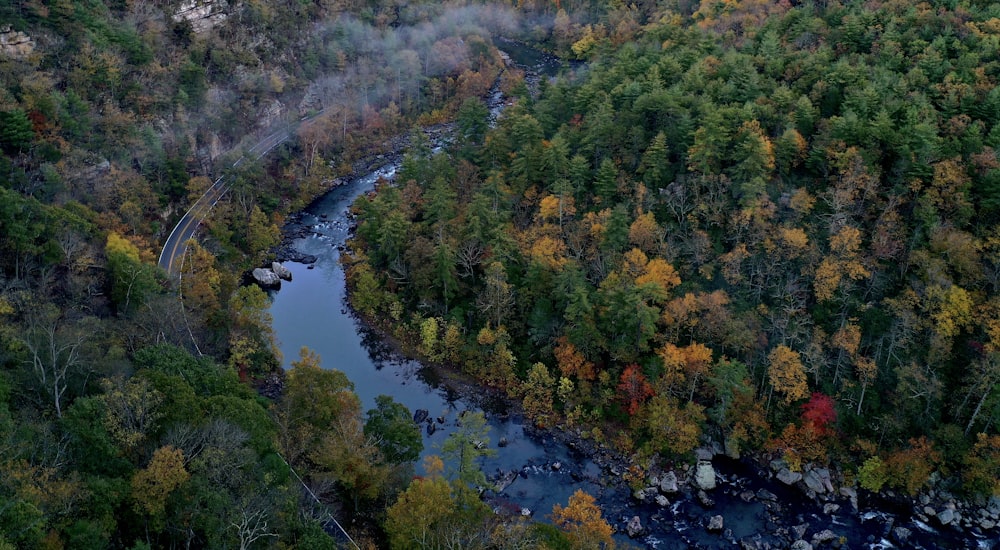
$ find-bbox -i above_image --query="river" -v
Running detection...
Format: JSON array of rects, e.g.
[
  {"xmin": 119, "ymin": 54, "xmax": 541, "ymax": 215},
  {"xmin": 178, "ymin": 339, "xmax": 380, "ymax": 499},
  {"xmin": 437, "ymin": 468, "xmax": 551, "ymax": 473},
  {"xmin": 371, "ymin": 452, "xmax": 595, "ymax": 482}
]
[{"xmin": 265, "ymin": 49, "xmax": 992, "ymax": 550}]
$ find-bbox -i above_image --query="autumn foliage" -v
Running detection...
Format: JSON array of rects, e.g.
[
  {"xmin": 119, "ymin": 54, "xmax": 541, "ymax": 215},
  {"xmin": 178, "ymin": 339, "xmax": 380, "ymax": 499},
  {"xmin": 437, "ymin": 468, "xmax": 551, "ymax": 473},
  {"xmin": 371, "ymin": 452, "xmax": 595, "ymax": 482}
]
[{"xmin": 618, "ymin": 364, "xmax": 654, "ymax": 415}]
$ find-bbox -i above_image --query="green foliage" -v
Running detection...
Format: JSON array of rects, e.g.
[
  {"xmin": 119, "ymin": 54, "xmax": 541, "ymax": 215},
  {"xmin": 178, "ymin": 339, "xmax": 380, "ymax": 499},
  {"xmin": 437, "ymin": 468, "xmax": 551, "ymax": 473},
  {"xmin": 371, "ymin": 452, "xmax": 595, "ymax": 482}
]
[
  {"xmin": 857, "ymin": 456, "xmax": 889, "ymax": 493},
  {"xmin": 365, "ymin": 395, "xmax": 423, "ymax": 464},
  {"xmin": 0, "ymin": 110, "xmax": 34, "ymax": 154}
]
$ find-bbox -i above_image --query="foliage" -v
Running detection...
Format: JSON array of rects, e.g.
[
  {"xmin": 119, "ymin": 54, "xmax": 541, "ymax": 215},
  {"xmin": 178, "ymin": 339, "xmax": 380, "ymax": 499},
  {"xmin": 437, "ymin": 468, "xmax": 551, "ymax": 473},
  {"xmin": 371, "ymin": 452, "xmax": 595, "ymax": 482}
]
[{"xmin": 550, "ymin": 489, "xmax": 614, "ymax": 550}]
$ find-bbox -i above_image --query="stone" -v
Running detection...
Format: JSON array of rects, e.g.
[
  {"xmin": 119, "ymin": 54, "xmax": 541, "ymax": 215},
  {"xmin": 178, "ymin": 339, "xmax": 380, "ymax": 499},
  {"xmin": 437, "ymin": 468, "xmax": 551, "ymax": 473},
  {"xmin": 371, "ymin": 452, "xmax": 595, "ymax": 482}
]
[
  {"xmin": 979, "ymin": 518, "xmax": 996, "ymax": 530},
  {"xmin": 924, "ymin": 506, "xmax": 936, "ymax": 516},
  {"xmin": 777, "ymin": 467, "xmax": 803, "ymax": 485},
  {"xmin": 823, "ymin": 503, "xmax": 840, "ymax": 515},
  {"xmin": 413, "ymin": 409, "xmax": 429, "ymax": 423},
  {"xmin": 695, "ymin": 447, "xmax": 715, "ymax": 461},
  {"xmin": 770, "ymin": 458, "xmax": 789, "ymax": 472},
  {"xmin": 756, "ymin": 489, "xmax": 778, "ymax": 502},
  {"xmin": 655, "ymin": 495, "xmax": 669, "ymax": 507},
  {"xmin": 803, "ymin": 468, "xmax": 828, "ymax": 494},
  {"xmin": 790, "ymin": 541, "xmax": 813, "ymax": 550},
  {"xmin": 694, "ymin": 460, "xmax": 717, "ymax": 490},
  {"xmin": 810, "ymin": 529, "xmax": 838, "ymax": 545},
  {"xmin": 707, "ymin": 515, "xmax": 724, "ymax": 532},
  {"xmin": 659, "ymin": 471, "xmax": 679, "ymax": 493},
  {"xmin": 551, "ymin": 461, "xmax": 561, "ymax": 471},
  {"xmin": 791, "ymin": 524, "xmax": 808, "ymax": 541},
  {"xmin": 272, "ymin": 262, "xmax": 292, "ymax": 281},
  {"xmin": 633, "ymin": 489, "xmax": 647, "ymax": 501},
  {"xmin": 626, "ymin": 516, "xmax": 643, "ymax": 538},
  {"xmin": 938, "ymin": 508, "xmax": 956, "ymax": 526},
  {"xmin": 740, "ymin": 490, "xmax": 755, "ymax": 503},
  {"xmin": 891, "ymin": 526, "xmax": 912, "ymax": 544},
  {"xmin": 251, "ymin": 268, "xmax": 281, "ymax": 288},
  {"xmin": 521, "ymin": 508, "xmax": 532, "ymax": 517},
  {"xmin": 498, "ymin": 437, "xmax": 508, "ymax": 447},
  {"xmin": 697, "ymin": 490, "xmax": 715, "ymax": 508}
]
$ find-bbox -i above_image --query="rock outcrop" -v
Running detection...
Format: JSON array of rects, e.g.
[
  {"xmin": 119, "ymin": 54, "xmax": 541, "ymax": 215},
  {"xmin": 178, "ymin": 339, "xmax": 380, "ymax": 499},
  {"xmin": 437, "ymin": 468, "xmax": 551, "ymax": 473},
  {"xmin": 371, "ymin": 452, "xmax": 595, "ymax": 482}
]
[
  {"xmin": 172, "ymin": 0, "xmax": 230, "ymax": 33},
  {"xmin": 0, "ymin": 27, "xmax": 35, "ymax": 58}
]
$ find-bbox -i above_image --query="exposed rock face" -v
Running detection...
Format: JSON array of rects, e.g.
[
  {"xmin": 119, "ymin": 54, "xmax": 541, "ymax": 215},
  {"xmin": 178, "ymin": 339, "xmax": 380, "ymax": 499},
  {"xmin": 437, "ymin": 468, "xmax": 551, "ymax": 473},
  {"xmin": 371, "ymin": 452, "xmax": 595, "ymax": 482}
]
[
  {"xmin": 172, "ymin": 0, "xmax": 230, "ymax": 33},
  {"xmin": 252, "ymin": 267, "xmax": 281, "ymax": 288},
  {"xmin": 272, "ymin": 262, "xmax": 292, "ymax": 281},
  {"xmin": 694, "ymin": 460, "xmax": 717, "ymax": 490},
  {"xmin": 0, "ymin": 27, "xmax": 35, "ymax": 58}
]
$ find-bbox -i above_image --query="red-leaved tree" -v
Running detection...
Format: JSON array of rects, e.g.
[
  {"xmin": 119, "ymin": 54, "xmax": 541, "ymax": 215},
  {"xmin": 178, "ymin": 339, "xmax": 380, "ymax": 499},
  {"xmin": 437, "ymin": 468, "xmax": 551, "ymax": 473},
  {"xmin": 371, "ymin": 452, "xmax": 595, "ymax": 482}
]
[
  {"xmin": 801, "ymin": 392, "xmax": 837, "ymax": 433},
  {"xmin": 618, "ymin": 364, "xmax": 654, "ymax": 415}
]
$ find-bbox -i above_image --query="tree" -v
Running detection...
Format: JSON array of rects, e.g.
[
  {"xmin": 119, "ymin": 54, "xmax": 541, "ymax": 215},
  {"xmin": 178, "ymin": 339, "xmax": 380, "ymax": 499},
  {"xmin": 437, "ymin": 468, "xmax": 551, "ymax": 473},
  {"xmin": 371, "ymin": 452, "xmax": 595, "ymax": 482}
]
[
  {"xmin": 365, "ymin": 395, "xmax": 422, "ymax": 464},
  {"xmin": 0, "ymin": 109, "xmax": 34, "ymax": 154},
  {"xmin": 441, "ymin": 411, "xmax": 495, "ymax": 490},
  {"xmin": 645, "ymin": 395, "xmax": 705, "ymax": 457},
  {"xmin": 19, "ymin": 304, "xmax": 98, "ymax": 419},
  {"xmin": 522, "ymin": 363, "xmax": 556, "ymax": 427},
  {"xmin": 106, "ymin": 232, "xmax": 157, "ymax": 315},
  {"xmin": 131, "ymin": 446, "xmax": 189, "ymax": 526},
  {"xmin": 550, "ymin": 489, "xmax": 614, "ymax": 550},
  {"xmin": 767, "ymin": 345, "xmax": 808, "ymax": 405},
  {"xmin": 618, "ymin": 364, "xmax": 654, "ymax": 415}
]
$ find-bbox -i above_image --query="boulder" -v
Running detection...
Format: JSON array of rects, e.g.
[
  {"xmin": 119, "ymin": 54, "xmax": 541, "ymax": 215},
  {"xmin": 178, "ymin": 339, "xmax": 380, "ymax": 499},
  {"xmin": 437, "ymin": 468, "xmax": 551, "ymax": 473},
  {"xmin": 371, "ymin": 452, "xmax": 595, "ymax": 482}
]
[
  {"xmin": 892, "ymin": 526, "xmax": 912, "ymax": 544},
  {"xmin": 937, "ymin": 507, "xmax": 956, "ymax": 526},
  {"xmin": 413, "ymin": 409, "xmax": 429, "ymax": 423},
  {"xmin": 252, "ymin": 268, "xmax": 281, "ymax": 288},
  {"xmin": 756, "ymin": 489, "xmax": 778, "ymax": 502},
  {"xmin": 810, "ymin": 529, "xmax": 838, "ymax": 546},
  {"xmin": 626, "ymin": 516, "xmax": 643, "ymax": 538},
  {"xmin": 790, "ymin": 541, "xmax": 813, "ymax": 550},
  {"xmin": 655, "ymin": 495, "xmax": 669, "ymax": 507},
  {"xmin": 777, "ymin": 467, "xmax": 803, "ymax": 485},
  {"xmin": 707, "ymin": 515, "xmax": 724, "ymax": 532},
  {"xmin": 822, "ymin": 503, "xmax": 840, "ymax": 515},
  {"xmin": 979, "ymin": 518, "xmax": 996, "ymax": 530},
  {"xmin": 697, "ymin": 490, "xmax": 715, "ymax": 508},
  {"xmin": 803, "ymin": 468, "xmax": 828, "ymax": 494},
  {"xmin": 272, "ymin": 262, "xmax": 293, "ymax": 281},
  {"xmin": 551, "ymin": 461, "xmax": 561, "ymax": 471},
  {"xmin": 659, "ymin": 471, "xmax": 679, "ymax": 493},
  {"xmin": 694, "ymin": 460, "xmax": 717, "ymax": 490},
  {"xmin": 695, "ymin": 447, "xmax": 715, "ymax": 461}
]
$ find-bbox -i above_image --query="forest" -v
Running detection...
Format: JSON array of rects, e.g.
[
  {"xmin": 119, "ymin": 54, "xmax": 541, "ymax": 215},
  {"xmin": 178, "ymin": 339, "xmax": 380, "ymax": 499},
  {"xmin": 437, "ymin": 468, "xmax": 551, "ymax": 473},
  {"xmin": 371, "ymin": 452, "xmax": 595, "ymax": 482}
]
[{"xmin": 1, "ymin": 0, "xmax": 999, "ymax": 548}]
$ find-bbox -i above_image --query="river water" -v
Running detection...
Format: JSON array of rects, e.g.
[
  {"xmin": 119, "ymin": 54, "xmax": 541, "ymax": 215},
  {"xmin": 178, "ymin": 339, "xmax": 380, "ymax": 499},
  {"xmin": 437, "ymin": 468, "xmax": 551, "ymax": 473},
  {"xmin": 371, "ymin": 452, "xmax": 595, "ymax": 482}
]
[{"xmin": 265, "ymin": 49, "xmax": 992, "ymax": 550}]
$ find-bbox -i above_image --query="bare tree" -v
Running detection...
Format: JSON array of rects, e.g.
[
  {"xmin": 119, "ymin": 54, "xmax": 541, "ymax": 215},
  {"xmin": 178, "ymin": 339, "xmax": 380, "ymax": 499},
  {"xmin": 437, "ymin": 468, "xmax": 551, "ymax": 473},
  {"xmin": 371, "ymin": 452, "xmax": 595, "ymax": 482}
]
[{"xmin": 19, "ymin": 304, "xmax": 96, "ymax": 418}]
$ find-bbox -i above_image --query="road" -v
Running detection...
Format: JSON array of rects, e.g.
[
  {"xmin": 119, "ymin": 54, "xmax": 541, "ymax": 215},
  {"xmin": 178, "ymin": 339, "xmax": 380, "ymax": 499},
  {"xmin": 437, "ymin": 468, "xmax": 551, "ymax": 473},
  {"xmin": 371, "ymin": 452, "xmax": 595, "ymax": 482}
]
[{"xmin": 157, "ymin": 117, "xmax": 314, "ymax": 275}]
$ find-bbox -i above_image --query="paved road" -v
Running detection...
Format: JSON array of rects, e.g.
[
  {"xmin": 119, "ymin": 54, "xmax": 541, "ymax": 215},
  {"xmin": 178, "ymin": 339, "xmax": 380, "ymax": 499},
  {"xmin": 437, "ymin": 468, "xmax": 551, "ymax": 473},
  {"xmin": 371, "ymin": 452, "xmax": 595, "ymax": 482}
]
[{"xmin": 157, "ymin": 120, "xmax": 307, "ymax": 275}]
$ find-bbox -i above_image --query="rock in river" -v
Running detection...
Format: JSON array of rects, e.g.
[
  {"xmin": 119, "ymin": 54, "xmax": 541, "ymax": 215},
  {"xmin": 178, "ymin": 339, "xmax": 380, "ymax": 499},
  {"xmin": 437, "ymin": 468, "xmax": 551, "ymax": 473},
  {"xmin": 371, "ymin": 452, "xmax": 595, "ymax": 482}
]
[
  {"xmin": 694, "ymin": 460, "xmax": 717, "ymax": 490},
  {"xmin": 252, "ymin": 268, "xmax": 281, "ymax": 289},
  {"xmin": 707, "ymin": 515, "xmax": 724, "ymax": 532},
  {"xmin": 626, "ymin": 516, "xmax": 644, "ymax": 538},
  {"xmin": 659, "ymin": 470, "xmax": 679, "ymax": 493},
  {"xmin": 272, "ymin": 261, "xmax": 293, "ymax": 281}
]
